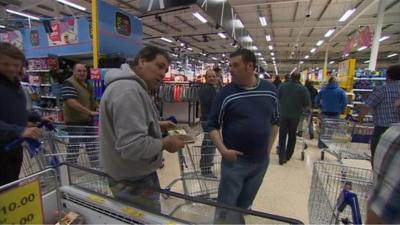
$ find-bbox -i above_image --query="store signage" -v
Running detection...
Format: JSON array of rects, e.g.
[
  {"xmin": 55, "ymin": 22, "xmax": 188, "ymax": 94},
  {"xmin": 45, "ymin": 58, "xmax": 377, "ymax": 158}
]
[
  {"xmin": 139, "ymin": 0, "xmax": 196, "ymax": 12},
  {"xmin": 47, "ymin": 18, "xmax": 79, "ymax": 46},
  {"xmin": 0, "ymin": 30, "xmax": 24, "ymax": 51},
  {"xmin": 0, "ymin": 179, "xmax": 44, "ymax": 224},
  {"xmin": 343, "ymin": 26, "xmax": 372, "ymax": 55}
]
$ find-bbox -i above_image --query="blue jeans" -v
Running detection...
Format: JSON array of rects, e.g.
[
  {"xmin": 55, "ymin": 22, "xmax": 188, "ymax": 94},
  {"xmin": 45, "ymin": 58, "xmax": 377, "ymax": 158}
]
[
  {"xmin": 318, "ymin": 114, "xmax": 340, "ymax": 148},
  {"xmin": 109, "ymin": 172, "xmax": 161, "ymax": 213},
  {"xmin": 200, "ymin": 122, "xmax": 216, "ymax": 174},
  {"xmin": 215, "ymin": 157, "xmax": 269, "ymax": 223}
]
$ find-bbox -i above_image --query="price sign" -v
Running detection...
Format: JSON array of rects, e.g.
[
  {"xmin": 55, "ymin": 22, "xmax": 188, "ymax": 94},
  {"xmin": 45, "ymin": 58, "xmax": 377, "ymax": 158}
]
[{"xmin": 0, "ymin": 179, "xmax": 43, "ymax": 224}]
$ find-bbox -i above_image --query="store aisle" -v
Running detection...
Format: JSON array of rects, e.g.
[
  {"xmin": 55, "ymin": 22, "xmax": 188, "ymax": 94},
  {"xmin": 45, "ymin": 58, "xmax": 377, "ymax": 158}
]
[{"xmin": 157, "ymin": 134, "xmax": 372, "ymax": 224}]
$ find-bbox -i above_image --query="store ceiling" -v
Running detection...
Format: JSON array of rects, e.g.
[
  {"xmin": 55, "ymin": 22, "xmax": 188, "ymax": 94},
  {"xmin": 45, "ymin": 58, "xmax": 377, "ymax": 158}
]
[{"xmin": 1, "ymin": 0, "xmax": 399, "ymax": 74}]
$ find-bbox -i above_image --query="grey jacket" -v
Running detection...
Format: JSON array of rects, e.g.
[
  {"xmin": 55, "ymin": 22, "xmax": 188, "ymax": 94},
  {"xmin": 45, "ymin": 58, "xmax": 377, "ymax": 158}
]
[{"xmin": 99, "ymin": 64, "xmax": 163, "ymax": 181}]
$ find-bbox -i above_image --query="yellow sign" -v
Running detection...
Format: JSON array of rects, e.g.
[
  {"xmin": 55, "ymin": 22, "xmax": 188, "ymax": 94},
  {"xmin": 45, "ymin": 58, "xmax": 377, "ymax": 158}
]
[
  {"xmin": 337, "ymin": 59, "xmax": 356, "ymax": 90},
  {"xmin": 0, "ymin": 179, "xmax": 43, "ymax": 224},
  {"xmin": 121, "ymin": 207, "xmax": 145, "ymax": 219}
]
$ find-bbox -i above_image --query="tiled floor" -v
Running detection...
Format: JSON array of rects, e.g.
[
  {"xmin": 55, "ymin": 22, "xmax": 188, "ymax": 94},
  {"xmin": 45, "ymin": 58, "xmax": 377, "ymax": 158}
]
[{"xmin": 157, "ymin": 132, "xmax": 372, "ymax": 224}]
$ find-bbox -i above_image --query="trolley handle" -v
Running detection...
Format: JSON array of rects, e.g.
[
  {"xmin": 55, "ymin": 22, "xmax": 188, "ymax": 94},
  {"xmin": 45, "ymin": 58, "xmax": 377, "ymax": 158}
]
[{"xmin": 4, "ymin": 121, "xmax": 55, "ymax": 154}]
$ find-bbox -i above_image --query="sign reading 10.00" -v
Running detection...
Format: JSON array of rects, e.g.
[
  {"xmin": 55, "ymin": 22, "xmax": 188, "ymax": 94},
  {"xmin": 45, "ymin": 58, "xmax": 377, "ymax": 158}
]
[{"xmin": 0, "ymin": 179, "xmax": 43, "ymax": 224}]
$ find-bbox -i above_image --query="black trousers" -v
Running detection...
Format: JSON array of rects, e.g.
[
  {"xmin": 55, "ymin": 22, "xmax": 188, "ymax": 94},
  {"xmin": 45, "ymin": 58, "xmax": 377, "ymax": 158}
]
[
  {"xmin": 0, "ymin": 146, "xmax": 23, "ymax": 186},
  {"xmin": 370, "ymin": 126, "xmax": 389, "ymax": 164},
  {"xmin": 279, "ymin": 117, "xmax": 300, "ymax": 162}
]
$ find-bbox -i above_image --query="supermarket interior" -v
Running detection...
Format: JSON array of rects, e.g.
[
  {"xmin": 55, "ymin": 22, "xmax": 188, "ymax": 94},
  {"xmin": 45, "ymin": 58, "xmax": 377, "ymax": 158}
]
[{"xmin": 0, "ymin": 0, "xmax": 399, "ymax": 224}]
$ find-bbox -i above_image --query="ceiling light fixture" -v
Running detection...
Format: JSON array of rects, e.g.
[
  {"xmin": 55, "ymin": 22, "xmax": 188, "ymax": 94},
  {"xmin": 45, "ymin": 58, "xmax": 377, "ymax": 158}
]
[
  {"xmin": 329, "ymin": 61, "xmax": 335, "ymax": 64},
  {"xmin": 193, "ymin": 12, "xmax": 207, "ymax": 23},
  {"xmin": 364, "ymin": 60, "xmax": 370, "ymax": 64},
  {"xmin": 379, "ymin": 36, "xmax": 390, "ymax": 42},
  {"xmin": 316, "ymin": 40, "xmax": 324, "ymax": 46},
  {"xmin": 300, "ymin": 61, "xmax": 304, "ymax": 64},
  {"xmin": 387, "ymin": 53, "xmax": 398, "ymax": 58},
  {"xmin": 218, "ymin": 32, "xmax": 226, "ymax": 39},
  {"xmin": 310, "ymin": 48, "xmax": 316, "ymax": 53},
  {"xmin": 344, "ymin": 53, "xmax": 349, "ymax": 57},
  {"xmin": 0, "ymin": 25, "xmax": 5, "ymax": 29},
  {"xmin": 6, "ymin": 9, "xmax": 40, "ymax": 20},
  {"xmin": 255, "ymin": 52, "xmax": 262, "ymax": 56},
  {"xmin": 243, "ymin": 35, "xmax": 253, "ymax": 42},
  {"xmin": 271, "ymin": 52, "xmax": 274, "ymax": 56},
  {"xmin": 339, "ymin": 8, "xmax": 356, "ymax": 22},
  {"xmin": 357, "ymin": 46, "xmax": 367, "ymax": 51},
  {"xmin": 250, "ymin": 46, "xmax": 258, "ymax": 50},
  {"xmin": 160, "ymin": 37, "xmax": 173, "ymax": 43},
  {"xmin": 212, "ymin": 57, "xmax": 218, "ymax": 60},
  {"xmin": 187, "ymin": 47, "xmax": 193, "ymax": 51},
  {"xmin": 324, "ymin": 28, "xmax": 335, "ymax": 38},
  {"xmin": 56, "ymin": 0, "xmax": 86, "ymax": 11},
  {"xmin": 259, "ymin": 16, "xmax": 267, "ymax": 27},
  {"xmin": 268, "ymin": 45, "xmax": 273, "ymax": 50},
  {"xmin": 266, "ymin": 35, "xmax": 272, "ymax": 42},
  {"xmin": 305, "ymin": 55, "xmax": 310, "ymax": 59},
  {"xmin": 234, "ymin": 19, "xmax": 244, "ymax": 28}
]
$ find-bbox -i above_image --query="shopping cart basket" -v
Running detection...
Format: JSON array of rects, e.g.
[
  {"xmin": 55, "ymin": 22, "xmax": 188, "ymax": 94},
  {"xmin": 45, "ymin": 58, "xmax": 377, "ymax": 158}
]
[
  {"xmin": 319, "ymin": 118, "xmax": 372, "ymax": 161},
  {"xmin": 165, "ymin": 143, "xmax": 221, "ymax": 201},
  {"xmin": 296, "ymin": 112, "xmax": 312, "ymax": 161},
  {"xmin": 308, "ymin": 162, "xmax": 373, "ymax": 224}
]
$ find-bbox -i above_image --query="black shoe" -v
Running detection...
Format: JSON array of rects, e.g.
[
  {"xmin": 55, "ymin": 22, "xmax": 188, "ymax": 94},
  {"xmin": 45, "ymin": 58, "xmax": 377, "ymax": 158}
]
[{"xmin": 279, "ymin": 160, "xmax": 287, "ymax": 165}]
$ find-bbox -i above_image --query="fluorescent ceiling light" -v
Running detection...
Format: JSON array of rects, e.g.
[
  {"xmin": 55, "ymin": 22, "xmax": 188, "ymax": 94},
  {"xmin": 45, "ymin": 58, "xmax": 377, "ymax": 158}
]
[
  {"xmin": 387, "ymin": 53, "xmax": 398, "ymax": 58},
  {"xmin": 212, "ymin": 57, "xmax": 218, "ymax": 60},
  {"xmin": 271, "ymin": 52, "xmax": 274, "ymax": 56},
  {"xmin": 259, "ymin": 16, "xmax": 267, "ymax": 27},
  {"xmin": 250, "ymin": 46, "xmax": 258, "ymax": 50},
  {"xmin": 234, "ymin": 19, "xmax": 244, "ymax": 28},
  {"xmin": 243, "ymin": 35, "xmax": 253, "ymax": 42},
  {"xmin": 364, "ymin": 60, "xmax": 370, "ymax": 64},
  {"xmin": 259, "ymin": 57, "xmax": 264, "ymax": 60},
  {"xmin": 193, "ymin": 12, "xmax": 207, "ymax": 23},
  {"xmin": 255, "ymin": 52, "xmax": 262, "ymax": 56},
  {"xmin": 272, "ymin": 57, "xmax": 275, "ymax": 60},
  {"xmin": 379, "ymin": 36, "xmax": 390, "ymax": 42},
  {"xmin": 305, "ymin": 55, "xmax": 310, "ymax": 59},
  {"xmin": 300, "ymin": 61, "xmax": 304, "ymax": 64},
  {"xmin": 6, "ymin": 9, "xmax": 40, "ymax": 20},
  {"xmin": 218, "ymin": 32, "xmax": 226, "ymax": 39},
  {"xmin": 266, "ymin": 35, "xmax": 272, "ymax": 42},
  {"xmin": 324, "ymin": 29, "xmax": 335, "ymax": 38},
  {"xmin": 344, "ymin": 53, "xmax": 349, "ymax": 57},
  {"xmin": 316, "ymin": 40, "xmax": 324, "ymax": 46},
  {"xmin": 187, "ymin": 47, "xmax": 193, "ymax": 51},
  {"xmin": 310, "ymin": 48, "xmax": 316, "ymax": 53},
  {"xmin": 268, "ymin": 45, "xmax": 273, "ymax": 50},
  {"xmin": 56, "ymin": 0, "xmax": 86, "ymax": 11},
  {"xmin": 339, "ymin": 8, "xmax": 356, "ymax": 22},
  {"xmin": 357, "ymin": 46, "xmax": 367, "ymax": 51},
  {"xmin": 329, "ymin": 61, "xmax": 335, "ymax": 64},
  {"xmin": 0, "ymin": 25, "xmax": 5, "ymax": 29},
  {"xmin": 160, "ymin": 37, "xmax": 173, "ymax": 43},
  {"xmin": 222, "ymin": 54, "xmax": 226, "ymax": 57},
  {"xmin": 180, "ymin": 43, "xmax": 185, "ymax": 47}
]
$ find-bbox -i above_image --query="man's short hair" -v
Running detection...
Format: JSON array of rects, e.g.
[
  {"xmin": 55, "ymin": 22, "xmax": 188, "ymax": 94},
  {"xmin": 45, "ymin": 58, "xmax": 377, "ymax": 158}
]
[
  {"xmin": 0, "ymin": 42, "xmax": 25, "ymax": 62},
  {"xmin": 291, "ymin": 72, "xmax": 301, "ymax": 81},
  {"xmin": 230, "ymin": 49, "xmax": 257, "ymax": 69},
  {"xmin": 132, "ymin": 46, "xmax": 171, "ymax": 67},
  {"xmin": 213, "ymin": 67, "xmax": 221, "ymax": 74},
  {"xmin": 387, "ymin": 64, "xmax": 400, "ymax": 80},
  {"xmin": 328, "ymin": 76, "xmax": 336, "ymax": 84},
  {"xmin": 205, "ymin": 69, "xmax": 215, "ymax": 78}
]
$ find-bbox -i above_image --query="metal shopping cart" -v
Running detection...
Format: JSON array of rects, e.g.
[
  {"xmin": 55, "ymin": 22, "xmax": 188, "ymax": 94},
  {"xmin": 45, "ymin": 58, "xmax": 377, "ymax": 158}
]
[
  {"xmin": 318, "ymin": 118, "xmax": 373, "ymax": 161},
  {"xmin": 165, "ymin": 143, "xmax": 222, "ymax": 201},
  {"xmin": 308, "ymin": 162, "xmax": 373, "ymax": 225},
  {"xmin": 296, "ymin": 112, "xmax": 312, "ymax": 161}
]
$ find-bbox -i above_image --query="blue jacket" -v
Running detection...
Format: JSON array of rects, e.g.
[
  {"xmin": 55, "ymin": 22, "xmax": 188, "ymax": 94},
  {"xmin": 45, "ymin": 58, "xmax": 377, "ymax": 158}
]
[{"xmin": 315, "ymin": 82, "xmax": 347, "ymax": 115}]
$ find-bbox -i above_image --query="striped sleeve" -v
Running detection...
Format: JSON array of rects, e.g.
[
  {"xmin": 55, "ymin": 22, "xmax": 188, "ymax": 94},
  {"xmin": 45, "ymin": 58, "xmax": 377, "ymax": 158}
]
[{"xmin": 61, "ymin": 81, "xmax": 78, "ymax": 100}]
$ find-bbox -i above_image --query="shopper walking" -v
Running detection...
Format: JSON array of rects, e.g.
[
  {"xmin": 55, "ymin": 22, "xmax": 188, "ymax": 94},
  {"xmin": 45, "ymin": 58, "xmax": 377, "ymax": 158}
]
[
  {"xmin": 366, "ymin": 123, "xmax": 400, "ymax": 224},
  {"xmin": 359, "ymin": 64, "xmax": 400, "ymax": 162},
  {"xmin": 99, "ymin": 46, "xmax": 185, "ymax": 212},
  {"xmin": 199, "ymin": 69, "xmax": 218, "ymax": 177},
  {"xmin": 315, "ymin": 76, "xmax": 347, "ymax": 148},
  {"xmin": 61, "ymin": 63, "xmax": 98, "ymax": 166},
  {"xmin": 305, "ymin": 79, "xmax": 318, "ymax": 139},
  {"xmin": 278, "ymin": 73, "xmax": 310, "ymax": 164},
  {"xmin": 0, "ymin": 42, "xmax": 44, "ymax": 186},
  {"xmin": 207, "ymin": 49, "xmax": 279, "ymax": 223}
]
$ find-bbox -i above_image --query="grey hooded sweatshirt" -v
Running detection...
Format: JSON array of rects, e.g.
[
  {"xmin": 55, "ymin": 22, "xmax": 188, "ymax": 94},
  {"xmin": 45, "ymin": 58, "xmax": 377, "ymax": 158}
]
[{"xmin": 99, "ymin": 64, "xmax": 163, "ymax": 181}]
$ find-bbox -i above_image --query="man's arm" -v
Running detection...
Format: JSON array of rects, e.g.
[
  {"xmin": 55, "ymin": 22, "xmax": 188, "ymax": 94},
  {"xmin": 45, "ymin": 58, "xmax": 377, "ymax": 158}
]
[
  {"xmin": 209, "ymin": 129, "xmax": 243, "ymax": 161},
  {"xmin": 65, "ymin": 99, "xmax": 97, "ymax": 116},
  {"xmin": 267, "ymin": 125, "xmax": 278, "ymax": 155},
  {"xmin": 62, "ymin": 81, "xmax": 97, "ymax": 116},
  {"xmin": 0, "ymin": 120, "xmax": 25, "ymax": 141}
]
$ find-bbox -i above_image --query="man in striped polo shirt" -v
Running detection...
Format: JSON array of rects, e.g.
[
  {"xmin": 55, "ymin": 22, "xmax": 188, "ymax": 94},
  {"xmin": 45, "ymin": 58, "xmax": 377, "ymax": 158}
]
[{"xmin": 207, "ymin": 49, "xmax": 279, "ymax": 222}]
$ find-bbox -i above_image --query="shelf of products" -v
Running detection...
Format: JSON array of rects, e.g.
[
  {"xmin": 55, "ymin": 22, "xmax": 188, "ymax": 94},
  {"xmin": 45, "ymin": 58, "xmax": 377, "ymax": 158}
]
[
  {"xmin": 26, "ymin": 69, "xmax": 51, "ymax": 73},
  {"xmin": 354, "ymin": 77, "xmax": 386, "ymax": 81},
  {"xmin": 353, "ymin": 89, "xmax": 373, "ymax": 92}
]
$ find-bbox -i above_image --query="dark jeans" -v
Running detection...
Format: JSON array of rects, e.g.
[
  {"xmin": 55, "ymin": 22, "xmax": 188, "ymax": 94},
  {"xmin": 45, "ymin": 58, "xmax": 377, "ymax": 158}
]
[
  {"xmin": 109, "ymin": 172, "xmax": 161, "ymax": 213},
  {"xmin": 370, "ymin": 126, "xmax": 389, "ymax": 163},
  {"xmin": 65, "ymin": 121, "xmax": 98, "ymax": 168},
  {"xmin": 200, "ymin": 122, "xmax": 216, "ymax": 175},
  {"xmin": 279, "ymin": 117, "xmax": 300, "ymax": 161},
  {"xmin": 0, "ymin": 146, "xmax": 23, "ymax": 186}
]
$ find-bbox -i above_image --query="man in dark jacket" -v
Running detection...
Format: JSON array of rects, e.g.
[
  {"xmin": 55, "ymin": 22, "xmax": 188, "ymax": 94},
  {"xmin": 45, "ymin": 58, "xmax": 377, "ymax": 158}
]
[
  {"xmin": 278, "ymin": 73, "xmax": 310, "ymax": 164},
  {"xmin": 0, "ymin": 42, "xmax": 43, "ymax": 186},
  {"xmin": 305, "ymin": 80, "xmax": 318, "ymax": 139},
  {"xmin": 315, "ymin": 76, "xmax": 347, "ymax": 148},
  {"xmin": 199, "ymin": 69, "xmax": 219, "ymax": 176}
]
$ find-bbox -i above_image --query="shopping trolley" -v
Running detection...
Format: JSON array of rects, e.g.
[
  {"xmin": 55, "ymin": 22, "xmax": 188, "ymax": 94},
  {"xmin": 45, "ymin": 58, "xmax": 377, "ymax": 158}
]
[
  {"xmin": 318, "ymin": 118, "xmax": 373, "ymax": 161},
  {"xmin": 296, "ymin": 112, "xmax": 312, "ymax": 161},
  {"xmin": 165, "ymin": 143, "xmax": 221, "ymax": 201},
  {"xmin": 308, "ymin": 162, "xmax": 373, "ymax": 224}
]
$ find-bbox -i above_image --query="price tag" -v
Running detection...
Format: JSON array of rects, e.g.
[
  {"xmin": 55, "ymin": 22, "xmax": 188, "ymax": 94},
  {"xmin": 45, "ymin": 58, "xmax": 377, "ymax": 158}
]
[
  {"xmin": 0, "ymin": 179, "xmax": 43, "ymax": 224},
  {"xmin": 121, "ymin": 207, "xmax": 145, "ymax": 219},
  {"xmin": 87, "ymin": 195, "xmax": 105, "ymax": 205}
]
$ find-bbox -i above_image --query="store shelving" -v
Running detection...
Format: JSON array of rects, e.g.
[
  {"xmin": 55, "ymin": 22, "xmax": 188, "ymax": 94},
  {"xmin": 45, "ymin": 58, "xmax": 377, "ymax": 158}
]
[
  {"xmin": 353, "ymin": 89, "xmax": 373, "ymax": 92},
  {"xmin": 354, "ymin": 77, "xmax": 385, "ymax": 81}
]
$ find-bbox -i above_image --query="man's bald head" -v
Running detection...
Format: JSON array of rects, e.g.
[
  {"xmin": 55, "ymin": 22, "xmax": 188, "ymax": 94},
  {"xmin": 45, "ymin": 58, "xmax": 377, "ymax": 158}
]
[
  {"xmin": 205, "ymin": 69, "xmax": 218, "ymax": 85},
  {"xmin": 73, "ymin": 63, "xmax": 88, "ymax": 82}
]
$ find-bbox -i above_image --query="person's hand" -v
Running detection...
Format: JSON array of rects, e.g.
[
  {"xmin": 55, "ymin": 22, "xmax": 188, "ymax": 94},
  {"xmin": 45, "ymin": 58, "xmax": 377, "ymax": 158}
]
[
  {"xmin": 22, "ymin": 127, "xmax": 43, "ymax": 140},
  {"xmin": 162, "ymin": 136, "xmax": 186, "ymax": 153},
  {"xmin": 90, "ymin": 111, "xmax": 99, "ymax": 117},
  {"xmin": 220, "ymin": 149, "xmax": 243, "ymax": 161},
  {"xmin": 160, "ymin": 120, "xmax": 177, "ymax": 131},
  {"xmin": 41, "ymin": 116, "xmax": 54, "ymax": 123}
]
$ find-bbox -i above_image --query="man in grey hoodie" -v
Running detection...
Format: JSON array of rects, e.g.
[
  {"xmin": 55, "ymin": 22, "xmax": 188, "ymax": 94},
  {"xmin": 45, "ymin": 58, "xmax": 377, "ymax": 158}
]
[{"xmin": 99, "ymin": 46, "xmax": 185, "ymax": 211}]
